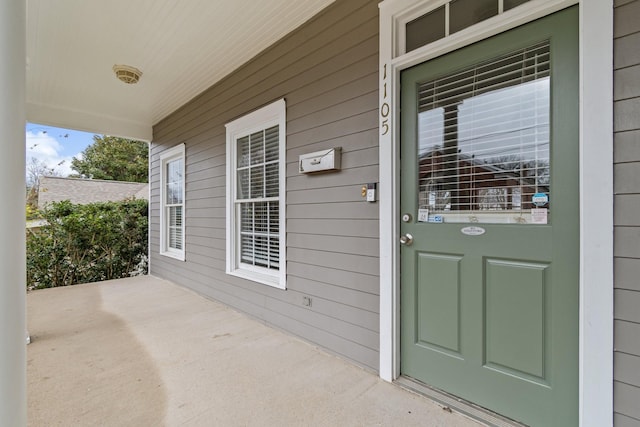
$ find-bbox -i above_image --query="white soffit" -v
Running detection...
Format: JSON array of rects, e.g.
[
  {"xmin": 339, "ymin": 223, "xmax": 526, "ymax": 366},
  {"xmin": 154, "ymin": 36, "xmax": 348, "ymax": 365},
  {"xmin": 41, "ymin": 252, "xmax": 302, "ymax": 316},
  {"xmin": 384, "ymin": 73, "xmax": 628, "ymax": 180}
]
[{"xmin": 26, "ymin": 0, "xmax": 335, "ymax": 141}]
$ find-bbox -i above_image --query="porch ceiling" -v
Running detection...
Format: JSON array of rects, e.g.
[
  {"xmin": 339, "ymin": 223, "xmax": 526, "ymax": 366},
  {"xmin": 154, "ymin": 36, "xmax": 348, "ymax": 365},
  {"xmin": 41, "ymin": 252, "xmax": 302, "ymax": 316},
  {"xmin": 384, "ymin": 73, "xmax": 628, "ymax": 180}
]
[{"xmin": 26, "ymin": 0, "xmax": 335, "ymax": 141}]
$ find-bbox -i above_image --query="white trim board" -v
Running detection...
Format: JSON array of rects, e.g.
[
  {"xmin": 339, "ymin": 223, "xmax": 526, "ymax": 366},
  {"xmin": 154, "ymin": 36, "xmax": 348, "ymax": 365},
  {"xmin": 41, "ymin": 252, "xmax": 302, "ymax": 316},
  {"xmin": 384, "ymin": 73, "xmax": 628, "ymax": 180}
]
[{"xmin": 377, "ymin": 1, "xmax": 613, "ymax": 426}]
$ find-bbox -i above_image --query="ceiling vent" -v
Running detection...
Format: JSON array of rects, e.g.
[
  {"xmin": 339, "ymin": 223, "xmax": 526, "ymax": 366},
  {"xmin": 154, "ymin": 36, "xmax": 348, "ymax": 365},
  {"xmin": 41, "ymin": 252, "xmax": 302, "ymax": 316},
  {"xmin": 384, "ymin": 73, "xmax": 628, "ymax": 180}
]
[{"xmin": 112, "ymin": 64, "xmax": 142, "ymax": 84}]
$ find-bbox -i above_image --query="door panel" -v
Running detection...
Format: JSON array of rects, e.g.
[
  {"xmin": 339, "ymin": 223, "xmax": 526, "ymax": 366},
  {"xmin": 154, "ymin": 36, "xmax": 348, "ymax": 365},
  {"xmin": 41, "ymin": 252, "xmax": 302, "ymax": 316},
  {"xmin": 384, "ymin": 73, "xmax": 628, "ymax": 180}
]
[
  {"xmin": 484, "ymin": 258, "xmax": 548, "ymax": 381},
  {"xmin": 400, "ymin": 7, "xmax": 578, "ymax": 426},
  {"xmin": 416, "ymin": 252, "xmax": 462, "ymax": 354}
]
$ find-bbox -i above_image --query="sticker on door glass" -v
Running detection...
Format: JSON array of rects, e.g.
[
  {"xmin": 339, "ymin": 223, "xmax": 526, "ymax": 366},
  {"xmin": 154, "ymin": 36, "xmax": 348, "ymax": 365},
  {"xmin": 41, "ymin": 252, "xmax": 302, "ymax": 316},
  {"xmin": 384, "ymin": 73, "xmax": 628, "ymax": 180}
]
[
  {"xmin": 531, "ymin": 208, "xmax": 548, "ymax": 224},
  {"xmin": 418, "ymin": 209, "xmax": 429, "ymax": 222},
  {"xmin": 532, "ymin": 193, "xmax": 549, "ymax": 207},
  {"xmin": 428, "ymin": 215, "xmax": 443, "ymax": 223}
]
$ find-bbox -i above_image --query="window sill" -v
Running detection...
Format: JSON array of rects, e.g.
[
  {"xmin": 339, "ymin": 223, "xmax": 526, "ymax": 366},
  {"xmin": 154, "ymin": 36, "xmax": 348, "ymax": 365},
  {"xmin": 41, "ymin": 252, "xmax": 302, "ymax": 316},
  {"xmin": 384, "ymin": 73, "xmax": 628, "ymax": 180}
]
[
  {"xmin": 160, "ymin": 250, "xmax": 185, "ymax": 261},
  {"xmin": 227, "ymin": 268, "xmax": 285, "ymax": 290}
]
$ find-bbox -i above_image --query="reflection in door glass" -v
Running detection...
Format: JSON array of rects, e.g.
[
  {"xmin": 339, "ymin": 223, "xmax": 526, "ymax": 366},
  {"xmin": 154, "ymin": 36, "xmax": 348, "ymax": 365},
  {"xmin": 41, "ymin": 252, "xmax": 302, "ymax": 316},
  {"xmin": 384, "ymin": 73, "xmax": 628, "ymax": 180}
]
[{"xmin": 417, "ymin": 41, "xmax": 550, "ymax": 224}]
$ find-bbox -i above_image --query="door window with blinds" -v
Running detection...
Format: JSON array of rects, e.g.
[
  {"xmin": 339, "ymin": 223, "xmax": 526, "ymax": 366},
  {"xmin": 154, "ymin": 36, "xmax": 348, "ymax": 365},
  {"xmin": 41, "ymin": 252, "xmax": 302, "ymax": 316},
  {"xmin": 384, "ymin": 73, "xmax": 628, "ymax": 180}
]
[
  {"xmin": 416, "ymin": 41, "xmax": 550, "ymax": 224},
  {"xmin": 226, "ymin": 99, "xmax": 286, "ymax": 289},
  {"xmin": 160, "ymin": 144, "xmax": 185, "ymax": 260}
]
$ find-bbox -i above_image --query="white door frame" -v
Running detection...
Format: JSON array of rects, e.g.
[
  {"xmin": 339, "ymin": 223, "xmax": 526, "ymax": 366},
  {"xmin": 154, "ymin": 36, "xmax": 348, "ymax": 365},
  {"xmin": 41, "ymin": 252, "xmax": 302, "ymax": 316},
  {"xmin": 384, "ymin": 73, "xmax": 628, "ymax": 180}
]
[{"xmin": 377, "ymin": 1, "xmax": 613, "ymax": 426}]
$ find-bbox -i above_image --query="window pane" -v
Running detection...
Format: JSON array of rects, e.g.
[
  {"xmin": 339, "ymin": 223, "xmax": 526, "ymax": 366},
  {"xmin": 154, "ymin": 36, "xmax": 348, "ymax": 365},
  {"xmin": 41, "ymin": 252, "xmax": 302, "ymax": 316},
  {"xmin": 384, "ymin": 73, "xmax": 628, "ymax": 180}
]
[
  {"xmin": 240, "ymin": 203, "xmax": 253, "ymax": 232},
  {"xmin": 255, "ymin": 202, "xmax": 268, "ymax": 233},
  {"xmin": 265, "ymin": 163, "xmax": 279, "ymax": 197},
  {"xmin": 269, "ymin": 237, "xmax": 279, "ymax": 269},
  {"xmin": 417, "ymin": 41, "xmax": 550, "ymax": 223},
  {"xmin": 406, "ymin": 5, "xmax": 445, "ymax": 53},
  {"xmin": 238, "ymin": 136, "xmax": 250, "ymax": 168},
  {"xmin": 250, "ymin": 131, "xmax": 264, "ymax": 165},
  {"xmin": 237, "ymin": 169, "xmax": 249, "ymax": 199},
  {"xmin": 169, "ymin": 206, "xmax": 182, "ymax": 227},
  {"xmin": 168, "ymin": 206, "xmax": 182, "ymax": 250},
  {"xmin": 250, "ymin": 165, "xmax": 264, "ymax": 198},
  {"xmin": 167, "ymin": 158, "xmax": 183, "ymax": 185},
  {"xmin": 254, "ymin": 236, "xmax": 269, "ymax": 267},
  {"xmin": 241, "ymin": 234, "xmax": 254, "ymax": 264},
  {"xmin": 264, "ymin": 126, "xmax": 279, "ymax": 162},
  {"xmin": 165, "ymin": 158, "xmax": 183, "ymax": 204},
  {"xmin": 405, "ymin": 0, "xmax": 531, "ymax": 54},
  {"xmin": 238, "ymin": 200, "xmax": 279, "ymax": 271},
  {"xmin": 269, "ymin": 202, "xmax": 279, "ymax": 235},
  {"xmin": 166, "ymin": 162, "xmax": 173, "ymax": 184},
  {"xmin": 167, "ymin": 182, "xmax": 181, "ymax": 204},
  {"xmin": 166, "ymin": 161, "xmax": 175, "ymax": 184},
  {"xmin": 166, "ymin": 183, "xmax": 171, "ymax": 204},
  {"xmin": 449, "ymin": 0, "xmax": 498, "ymax": 35}
]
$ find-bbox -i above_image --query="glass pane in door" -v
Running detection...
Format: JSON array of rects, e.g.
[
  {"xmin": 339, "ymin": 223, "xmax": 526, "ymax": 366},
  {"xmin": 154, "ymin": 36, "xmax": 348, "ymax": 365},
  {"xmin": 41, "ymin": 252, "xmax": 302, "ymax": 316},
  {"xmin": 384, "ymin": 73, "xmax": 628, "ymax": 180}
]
[{"xmin": 417, "ymin": 41, "xmax": 550, "ymax": 224}]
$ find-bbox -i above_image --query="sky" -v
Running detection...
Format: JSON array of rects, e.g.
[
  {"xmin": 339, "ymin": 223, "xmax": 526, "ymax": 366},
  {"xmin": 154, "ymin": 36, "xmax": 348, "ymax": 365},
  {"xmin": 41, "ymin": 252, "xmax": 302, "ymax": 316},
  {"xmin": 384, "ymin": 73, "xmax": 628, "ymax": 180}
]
[{"xmin": 25, "ymin": 123, "xmax": 98, "ymax": 177}]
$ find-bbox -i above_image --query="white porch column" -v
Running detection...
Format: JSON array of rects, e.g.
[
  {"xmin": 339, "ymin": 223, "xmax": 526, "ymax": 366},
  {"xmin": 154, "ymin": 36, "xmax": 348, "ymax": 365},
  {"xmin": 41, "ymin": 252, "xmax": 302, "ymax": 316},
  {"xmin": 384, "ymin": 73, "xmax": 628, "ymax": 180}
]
[{"xmin": 0, "ymin": 0, "xmax": 27, "ymax": 425}]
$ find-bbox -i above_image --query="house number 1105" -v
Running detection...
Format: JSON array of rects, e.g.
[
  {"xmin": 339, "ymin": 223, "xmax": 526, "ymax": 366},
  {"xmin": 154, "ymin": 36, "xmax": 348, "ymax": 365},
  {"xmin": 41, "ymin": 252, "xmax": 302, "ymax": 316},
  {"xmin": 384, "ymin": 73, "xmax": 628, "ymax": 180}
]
[{"xmin": 381, "ymin": 64, "xmax": 390, "ymax": 136}]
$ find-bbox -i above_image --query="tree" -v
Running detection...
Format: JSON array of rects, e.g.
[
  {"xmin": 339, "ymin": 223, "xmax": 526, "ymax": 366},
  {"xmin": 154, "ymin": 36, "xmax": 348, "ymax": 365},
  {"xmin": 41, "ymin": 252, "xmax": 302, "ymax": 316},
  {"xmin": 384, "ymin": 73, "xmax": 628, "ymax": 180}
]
[
  {"xmin": 26, "ymin": 156, "xmax": 61, "ymax": 213},
  {"xmin": 26, "ymin": 156, "xmax": 60, "ymax": 189},
  {"xmin": 71, "ymin": 136, "xmax": 148, "ymax": 183}
]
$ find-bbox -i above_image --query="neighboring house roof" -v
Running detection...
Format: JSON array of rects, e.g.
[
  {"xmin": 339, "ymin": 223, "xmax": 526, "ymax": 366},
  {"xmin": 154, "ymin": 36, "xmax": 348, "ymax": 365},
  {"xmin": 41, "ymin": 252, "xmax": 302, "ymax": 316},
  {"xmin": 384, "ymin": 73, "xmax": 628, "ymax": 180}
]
[
  {"xmin": 133, "ymin": 184, "xmax": 150, "ymax": 201},
  {"xmin": 38, "ymin": 176, "xmax": 149, "ymax": 208}
]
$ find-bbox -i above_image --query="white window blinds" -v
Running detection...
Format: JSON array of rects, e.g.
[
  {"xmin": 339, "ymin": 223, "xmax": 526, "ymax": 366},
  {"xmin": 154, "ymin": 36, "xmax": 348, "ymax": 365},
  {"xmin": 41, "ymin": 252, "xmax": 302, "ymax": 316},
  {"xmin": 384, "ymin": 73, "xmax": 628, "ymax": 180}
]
[
  {"xmin": 417, "ymin": 41, "xmax": 550, "ymax": 223},
  {"xmin": 165, "ymin": 157, "xmax": 184, "ymax": 251},
  {"xmin": 236, "ymin": 125, "xmax": 280, "ymax": 270}
]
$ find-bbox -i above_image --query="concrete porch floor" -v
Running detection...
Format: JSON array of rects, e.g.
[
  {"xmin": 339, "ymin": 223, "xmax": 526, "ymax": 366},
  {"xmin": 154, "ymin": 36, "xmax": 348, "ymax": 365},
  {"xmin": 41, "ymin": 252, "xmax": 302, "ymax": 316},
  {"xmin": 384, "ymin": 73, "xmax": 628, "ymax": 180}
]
[{"xmin": 27, "ymin": 276, "xmax": 481, "ymax": 426}]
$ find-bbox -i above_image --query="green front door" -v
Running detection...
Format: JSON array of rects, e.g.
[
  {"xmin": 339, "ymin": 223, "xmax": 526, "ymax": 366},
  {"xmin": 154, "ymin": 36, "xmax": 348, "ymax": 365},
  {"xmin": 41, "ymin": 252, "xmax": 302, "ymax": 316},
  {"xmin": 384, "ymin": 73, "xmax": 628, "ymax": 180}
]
[{"xmin": 400, "ymin": 8, "xmax": 578, "ymax": 426}]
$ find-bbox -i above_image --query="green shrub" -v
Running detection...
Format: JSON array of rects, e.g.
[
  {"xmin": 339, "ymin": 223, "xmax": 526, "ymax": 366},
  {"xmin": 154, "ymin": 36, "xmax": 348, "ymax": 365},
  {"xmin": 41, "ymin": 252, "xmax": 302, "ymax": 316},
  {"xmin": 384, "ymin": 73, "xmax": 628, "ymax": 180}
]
[
  {"xmin": 26, "ymin": 199, "xmax": 148, "ymax": 289},
  {"xmin": 26, "ymin": 203, "xmax": 39, "ymax": 220}
]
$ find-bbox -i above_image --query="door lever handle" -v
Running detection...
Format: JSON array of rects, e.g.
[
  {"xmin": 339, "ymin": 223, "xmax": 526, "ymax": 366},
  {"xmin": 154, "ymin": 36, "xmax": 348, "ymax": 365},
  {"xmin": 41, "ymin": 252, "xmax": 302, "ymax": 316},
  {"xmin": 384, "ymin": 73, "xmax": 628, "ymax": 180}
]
[{"xmin": 399, "ymin": 233, "xmax": 413, "ymax": 246}]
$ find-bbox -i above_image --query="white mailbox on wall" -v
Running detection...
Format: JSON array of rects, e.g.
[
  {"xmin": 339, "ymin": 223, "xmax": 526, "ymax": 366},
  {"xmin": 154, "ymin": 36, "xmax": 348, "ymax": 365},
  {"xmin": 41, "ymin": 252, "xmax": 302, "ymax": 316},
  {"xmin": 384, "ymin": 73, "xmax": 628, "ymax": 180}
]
[{"xmin": 298, "ymin": 147, "xmax": 341, "ymax": 174}]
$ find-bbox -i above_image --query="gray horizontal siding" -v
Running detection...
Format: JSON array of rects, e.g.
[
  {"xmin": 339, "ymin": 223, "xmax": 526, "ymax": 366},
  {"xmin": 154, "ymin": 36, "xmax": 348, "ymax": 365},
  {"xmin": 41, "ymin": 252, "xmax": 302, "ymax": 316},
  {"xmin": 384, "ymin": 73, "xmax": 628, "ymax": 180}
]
[
  {"xmin": 615, "ymin": 320, "xmax": 640, "ymax": 356},
  {"xmin": 154, "ymin": 4, "xmax": 378, "ymax": 141},
  {"xmin": 614, "ymin": 0, "xmax": 640, "ymax": 38},
  {"xmin": 615, "ymin": 0, "xmax": 636, "ymax": 7},
  {"xmin": 614, "ymin": 65, "xmax": 640, "ymax": 100},
  {"xmin": 615, "ymin": 258, "xmax": 640, "ymax": 292},
  {"xmin": 615, "ymin": 290, "xmax": 640, "ymax": 324},
  {"xmin": 615, "ymin": 413, "xmax": 640, "ymax": 427},
  {"xmin": 614, "ymin": 1, "xmax": 640, "ymax": 424},
  {"xmin": 149, "ymin": 0, "xmax": 381, "ymax": 371},
  {"xmin": 614, "ymin": 31, "xmax": 640, "ymax": 70},
  {"xmin": 615, "ymin": 352, "xmax": 640, "ymax": 388},
  {"xmin": 614, "ymin": 130, "xmax": 640, "ymax": 163},
  {"xmin": 615, "ymin": 382, "xmax": 640, "ymax": 422}
]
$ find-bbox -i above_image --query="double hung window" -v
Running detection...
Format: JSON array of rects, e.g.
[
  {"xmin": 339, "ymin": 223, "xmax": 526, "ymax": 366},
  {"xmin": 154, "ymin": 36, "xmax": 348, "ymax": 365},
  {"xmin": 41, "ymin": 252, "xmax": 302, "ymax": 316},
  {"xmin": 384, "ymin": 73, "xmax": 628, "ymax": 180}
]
[
  {"xmin": 160, "ymin": 144, "xmax": 185, "ymax": 260},
  {"xmin": 226, "ymin": 99, "xmax": 286, "ymax": 289}
]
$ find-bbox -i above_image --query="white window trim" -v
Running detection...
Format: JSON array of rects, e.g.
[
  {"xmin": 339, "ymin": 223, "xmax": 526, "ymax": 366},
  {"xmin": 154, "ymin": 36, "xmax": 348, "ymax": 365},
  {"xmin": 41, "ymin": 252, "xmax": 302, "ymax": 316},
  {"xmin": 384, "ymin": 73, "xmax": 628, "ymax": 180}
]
[
  {"xmin": 159, "ymin": 143, "xmax": 186, "ymax": 261},
  {"xmin": 225, "ymin": 99, "xmax": 286, "ymax": 290},
  {"xmin": 378, "ymin": 1, "xmax": 613, "ymax": 426}
]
